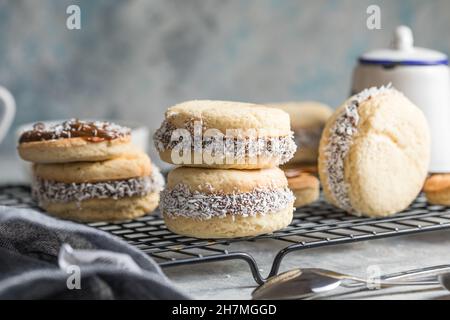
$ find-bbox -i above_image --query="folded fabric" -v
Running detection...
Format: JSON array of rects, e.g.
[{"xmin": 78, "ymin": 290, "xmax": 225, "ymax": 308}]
[{"xmin": 0, "ymin": 205, "xmax": 188, "ymax": 299}]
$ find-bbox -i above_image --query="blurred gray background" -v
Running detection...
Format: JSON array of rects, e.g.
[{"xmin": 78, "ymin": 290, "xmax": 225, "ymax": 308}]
[{"xmin": 0, "ymin": 0, "xmax": 449, "ymax": 163}]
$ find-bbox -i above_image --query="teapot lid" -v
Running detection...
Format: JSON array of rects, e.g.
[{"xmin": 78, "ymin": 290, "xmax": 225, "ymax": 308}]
[{"xmin": 359, "ymin": 26, "xmax": 448, "ymax": 66}]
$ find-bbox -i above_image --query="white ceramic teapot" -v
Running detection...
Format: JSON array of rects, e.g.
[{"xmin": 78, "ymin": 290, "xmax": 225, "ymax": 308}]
[{"xmin": 352, "ymin": 25, "xmax": 450, "ymax": 173}]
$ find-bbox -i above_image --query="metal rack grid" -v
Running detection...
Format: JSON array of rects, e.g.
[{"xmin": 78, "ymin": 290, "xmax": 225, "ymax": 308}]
[{"xmin": 2, "ymin": 184, "xmax": 450, "ymax": 284}]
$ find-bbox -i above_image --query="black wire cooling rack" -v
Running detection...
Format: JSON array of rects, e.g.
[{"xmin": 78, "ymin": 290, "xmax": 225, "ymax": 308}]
[{"xmin": 2, "ymin": 184, "xmax": 450, "ymax": 285}]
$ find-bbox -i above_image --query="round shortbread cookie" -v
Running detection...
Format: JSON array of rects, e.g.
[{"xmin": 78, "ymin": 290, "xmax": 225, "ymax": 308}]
[
  {"xmin": 34, "ymin": 151, "xmax": 152, "ymax": 183},
  {"xmin": 164, "ymin": 206, "xmax": 293, "ymax": 239},
  {"xmin": 424, "ymin": 174, "xmax": 450, "ymax": 206},
  {"xmin": 167, "ymin": 100, "xmax": 291, "ymax": 136},
  {"xmin": 166, "ymin": 166, "xmax": 288, "ymax": 194},
  {"xmin": 267, "ymin": 101, "xmax": 333, "ymax": 130},
  {"xmin": 41, "ymin": 192, "xmax": 160, "ymax": 222},
  {"xmin": 18, "ymin": 119, "xmax": 133, "ymax": 163},
  {"xmin": 318, "ymin": 86, "xmax": 430, "ymax": 217}
]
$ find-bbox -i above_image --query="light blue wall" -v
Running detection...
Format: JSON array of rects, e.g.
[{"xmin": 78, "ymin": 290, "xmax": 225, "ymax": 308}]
[{"xmin": 0, "ymin": 0, "xmax": 449, "ymax": 161}]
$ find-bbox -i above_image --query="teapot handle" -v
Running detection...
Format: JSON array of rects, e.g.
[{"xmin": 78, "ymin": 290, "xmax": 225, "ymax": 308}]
[{"xmin": 0, "ymin": 86, "xmax": 16, "ymax": 143}]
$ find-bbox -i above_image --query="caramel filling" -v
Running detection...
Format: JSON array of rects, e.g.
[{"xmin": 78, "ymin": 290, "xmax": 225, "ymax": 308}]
[{"xmin": 19, "ymin": 119, "xmax": 130, "ymax": 143}]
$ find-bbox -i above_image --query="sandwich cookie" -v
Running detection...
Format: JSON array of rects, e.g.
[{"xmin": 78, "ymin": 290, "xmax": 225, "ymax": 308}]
[
  {"xmin": 318, "ymin": 85, "xmax": 430, "ymax": 217},
  {"xmin": 287, "ymin": 172, "xmax": 320, "ymax": 207},
  {"xmin": 424, "ymin": 174, "xmax": 450, "ymax": 205},
  {"xmin": 160, "ymin": 167, "xmax": 295, "ymax": 238},
  {"xmin": 18, "ymin": 119, "xmax": 134, "ymax": 163},
  {"xmin": 154, "ymin": 100, "xmax": 297, "ymax": 169},
  {"xmin": 268, "ymin": 101, "xmax": 332, "ymax": 164},
  {"xmin": 32, "ymin": 151, "xmax": 164, "ymax": 222}
]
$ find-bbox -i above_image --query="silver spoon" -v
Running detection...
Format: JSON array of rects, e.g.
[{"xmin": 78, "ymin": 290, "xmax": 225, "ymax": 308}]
[
  {"xmin": 252, "ymin": 267, "xmax": 439, "ymax": 300},
  {"xmin": 252, "ymin": 268, "xmax": 340, "ymax": 300},
  {"xmin": 438, "ymin": 273, "xmax": 450, "ymax": 292}
]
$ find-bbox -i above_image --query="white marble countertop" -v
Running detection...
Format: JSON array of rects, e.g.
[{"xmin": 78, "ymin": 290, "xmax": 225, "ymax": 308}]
[{"xmin": 1, "ymin": 154, "xmax": 450, "ymax": 300}]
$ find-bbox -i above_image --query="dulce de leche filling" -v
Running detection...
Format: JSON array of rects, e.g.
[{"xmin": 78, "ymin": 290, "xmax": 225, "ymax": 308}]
[
  {"xmin": 19, "ymin": 119, "xmax": 131, "ymax": 143},
  {"xmin": 160, "ymin": 183, "xmax": 294, "ymax": 220}
]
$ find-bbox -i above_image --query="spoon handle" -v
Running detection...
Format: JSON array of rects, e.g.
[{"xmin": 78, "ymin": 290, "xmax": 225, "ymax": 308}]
[
  {"xmin": 341, "ymin": 279, "xmax": 438, "ymax": 289},
  {"xmin": 381, "ymin": 265, "xmax": 450, "ymax": 281},
  {"xmin": 343, "ymin": 264, "xmax": 450, "ymax": 288}
]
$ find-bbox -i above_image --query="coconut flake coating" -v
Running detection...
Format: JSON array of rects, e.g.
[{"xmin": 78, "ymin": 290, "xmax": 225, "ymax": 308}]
[
  {"xmin": 324, "ymin": 85, "xmax": 392, "ymax": 213},
  {"xmin": 160, "ymin": 184, "xmax": 295, "ymax": 220},
  {"xmin": 153, "ymin": 120, "xmax": 297, "ymax": 165},
  {"xmin": 32, "ymin": 168, "xmax": 164, "ymax": 204}
]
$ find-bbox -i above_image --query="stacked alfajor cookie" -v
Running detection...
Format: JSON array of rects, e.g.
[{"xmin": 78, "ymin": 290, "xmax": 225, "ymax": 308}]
[
  {"xmin": 267, "ymin": 101, "xmax": 333, "ymax": 165},
  {"xmin": 18, "ymin": 119, "xmax": 163, "ymax": 222},
  {"xmin": 267, "ymin": 102, "xmax": 333, "ymax": 208},
  {"xmin": 154, "ymin": 100, "xmax": 297, "ymax": 238}
]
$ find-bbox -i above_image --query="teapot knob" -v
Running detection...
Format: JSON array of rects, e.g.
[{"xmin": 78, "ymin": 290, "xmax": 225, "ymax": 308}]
[{"xmin": 392, "ymin": 25, "xmax": 414, "ymax": 51}]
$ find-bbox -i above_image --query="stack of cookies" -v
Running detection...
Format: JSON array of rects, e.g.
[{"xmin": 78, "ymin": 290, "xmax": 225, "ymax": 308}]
[
  {"xmin": 268, "ymin": 101, "xmax": 333, "ymax": 165},
  {"xmin": 18, "ymin": 119, "xmax": 163, "ymax": 222},
  {"xmin": 268, "ymin": 101, "xmax": 333, "ymax": 208},
  {"xmin": 154, "ymin": 100, "xmax": 297, "ymax": 239}
]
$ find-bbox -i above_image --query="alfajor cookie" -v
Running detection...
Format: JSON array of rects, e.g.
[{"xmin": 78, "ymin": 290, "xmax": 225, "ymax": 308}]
[
  {"xmin": 153, "ymin": 100, "xmax": 297, "ymax": 169},
  {"xmin": 31, "ymin": 151, "xmax": 164, "ymax": 222},
  {"xmin": 268, "ymin": 101, "xmax": 332, "ymax": 164},
  {"xmin": 287, "ymin": 172, "xmax": 320, "ymax": 207},
  {"xmin": 423, "ymin": 174, "xmax": 450, "ymax": 205},
  {"xmin": 160, "ymin": 167, "xmax": 295, "ymax": 238},
  {"xmin": 18, "ymin": 119, "xmax": 134, "ymax": 163},
  {"xmin": 318, "ymin": 85, "xmax": 430, "ymax": 217}
]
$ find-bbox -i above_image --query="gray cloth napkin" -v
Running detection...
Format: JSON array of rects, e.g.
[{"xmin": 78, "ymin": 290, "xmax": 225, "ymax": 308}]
[{"xmin": 0, "ymin": 205, "xmax": 188, "ymax": 299}]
